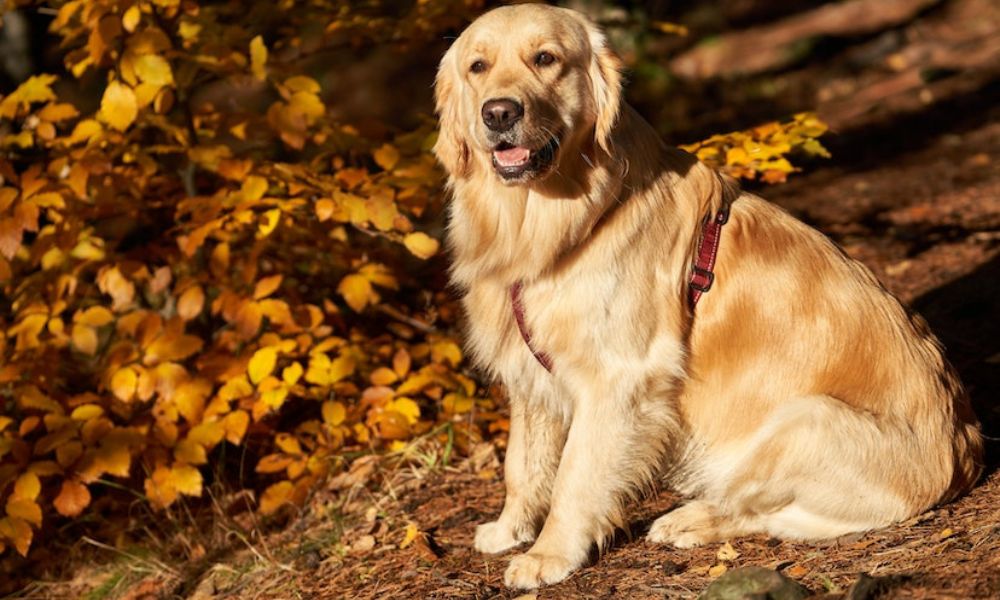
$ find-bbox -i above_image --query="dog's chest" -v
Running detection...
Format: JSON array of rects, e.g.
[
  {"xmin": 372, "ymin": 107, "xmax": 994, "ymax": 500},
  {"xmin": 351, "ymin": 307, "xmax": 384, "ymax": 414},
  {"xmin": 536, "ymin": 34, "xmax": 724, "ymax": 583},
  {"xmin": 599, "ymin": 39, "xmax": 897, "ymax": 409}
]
[{"xmin": 465, "ymin": 266, "xmax": 663, "ymax": 385}]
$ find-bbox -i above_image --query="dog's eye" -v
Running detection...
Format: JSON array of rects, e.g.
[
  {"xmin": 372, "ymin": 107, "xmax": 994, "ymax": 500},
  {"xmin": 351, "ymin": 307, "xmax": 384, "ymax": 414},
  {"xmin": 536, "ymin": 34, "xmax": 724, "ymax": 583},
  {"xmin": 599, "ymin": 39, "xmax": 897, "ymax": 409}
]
[
  {"xmin": 470, "ymin": 60, "xmax": 487, "ymax": 74},
  {"xmin": 534, "ymin": 51, "xmax": 556, "ymax": 67}
]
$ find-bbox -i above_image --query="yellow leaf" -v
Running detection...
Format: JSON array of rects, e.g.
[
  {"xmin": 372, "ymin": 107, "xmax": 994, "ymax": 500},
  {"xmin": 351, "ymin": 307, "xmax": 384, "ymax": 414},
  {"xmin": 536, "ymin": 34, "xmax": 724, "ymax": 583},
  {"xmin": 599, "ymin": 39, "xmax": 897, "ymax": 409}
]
[
  {"xmin": 359, "ymin": 263, "xmax": 398, "ymax": 289},
  {"xmin": 248, "ymin": 346, "xmax": 278, "ymax": 385},
  {"xmin": 122, "ymin": 5, "xmax": 141, "ymax": 32},
  {"xmin": 188, "ymin": 420, "xmax": 226, "ymax": 448},
  {"xmin": 259, "ymin": 481, "xmax": 293, "ymax": 515},
  {"xmin": 110, "ymin": 366, "xmax": 138, "ymax": 401},
  {"xmin": 717, "ymin": 541, "xmax": 740, "ymax": 561},
  {"xmin": 223, "ymin": 410, "xmax": 250, "ymax": 444},
  {"xmin": 253, "ymin": 274, "xmax": 283, "ymax": 300},
  {"xmin": 305, "ymin": 353, "xmax": 332, "ymax": 385},
  {"xmin": 5, "ymin": 498, "xmax": 41, "ymax": 527},
  {"xmin": 275, "ymin": 433, "xmax": 302, "ymax": 455},
  {"xmin": 98, "ymin": 80, "xmax": 138, "ymax": 132},
  {"xmin": 174, "ymin": 439, "xmax": 207, "ymax": 465},
  {"xmin": 400, "ymin": 522, "xmax": 420, "ymax": 549},
  {"xmin": 337, "ymin": 274, "xmax": 376, "ymax": 312},
  {"xmin": 328, "ymin": 354, "xmax": 356, "ymax": 383},
  {"xmin": 321, "ymin": 401, "xmax": 346, "ymax": 426},
  {"xmin": 177, "ymin": 285, "xmax": 205, "ymax": 321},
  {"xmin": 71, "ymin": 324, "xmax": 98, "ymax": 355},
  {"xmin": 133, "ymin": 54, "xmax": 173, "ymax": 87},
  {"xmin": 219, "ymin": 375, "xmax": 253, "ymax": 401},
  {"xmin": 53, "ymin": 481, "xmax": 91, "ymax": 517},
  {"xmin": 259, "ymin": 385, "xmax": 288, "ymax": 410},
  {"xmin": 708, "ymin": 563, "xmax": 728, "ymax": 578},
  {"xmin": 71, "ymin": 404, "xmax": 104, "ymax": 421},
  {"xmin": 442, "ymin": 393, "xmax": 474, "ymax": 414},
  {"xmin": 172, "ymin": 465, "xmax": 203, "ymax": 496},
  {"xmin": 258, "ymin": 208, "xmax": 280, "ymax": 237},
  {"xmin": 431, "ymin": 340, "xmax": 462, "ymax": 367},
  {"xmin": 373, "ymin": 144, "xmax": 400, "ymax": 171},
  {"xmin": 241, "ymin": 175, "xmax": 268, "ymax": 201},
  {"xmin": 403, "ymin": 232, "xmax": 439, "ymax": 259},
  {"xmin": 0, "ymin": 517, "xmax": 32, "ymax": 556},
  {"xmin": 249, "ymin": 35, "xmax": 268, "ymax": 81},
  {"xmin": 282, "ymin": 362, "xmax": 303, "ymax": 385},
  {"xmin": 13, "ymin": 473, "xmax": 41, "ymax": 501},
  {"xmin": 390, "ymin": 397, "xmax": 421, "ymax": 425},
  {"xmin": 283, "ymin": 75, "xmax": 320, "ymax": 94}
]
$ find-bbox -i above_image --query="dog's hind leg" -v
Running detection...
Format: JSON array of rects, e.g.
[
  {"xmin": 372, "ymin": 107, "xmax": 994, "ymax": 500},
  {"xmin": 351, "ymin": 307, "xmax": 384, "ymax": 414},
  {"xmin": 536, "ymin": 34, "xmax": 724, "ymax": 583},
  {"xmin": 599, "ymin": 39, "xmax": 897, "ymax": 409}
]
[{"xmin": 649, "ymin": 394, "xmax": 976, "ymax": 547}]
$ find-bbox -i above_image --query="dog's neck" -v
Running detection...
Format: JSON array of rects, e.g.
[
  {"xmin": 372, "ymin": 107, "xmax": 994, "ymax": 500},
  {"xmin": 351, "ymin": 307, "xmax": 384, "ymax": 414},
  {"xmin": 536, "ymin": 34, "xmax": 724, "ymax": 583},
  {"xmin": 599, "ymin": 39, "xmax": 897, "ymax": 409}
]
[{"xmin": 445, "ymin": 106, "xmax": 718, "ymax": 289}]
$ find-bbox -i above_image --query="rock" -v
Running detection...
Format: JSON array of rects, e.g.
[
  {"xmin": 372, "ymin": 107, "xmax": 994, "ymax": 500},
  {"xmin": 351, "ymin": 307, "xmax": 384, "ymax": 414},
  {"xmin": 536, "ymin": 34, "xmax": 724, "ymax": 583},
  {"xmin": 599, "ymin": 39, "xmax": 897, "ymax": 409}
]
[
  {"xmin": 845, "ymin": 573, "xmax": 911, "ymax": 599},
  {"xmin": 698, "ymin": 566, "xmax": 809, "ymax": 600}
]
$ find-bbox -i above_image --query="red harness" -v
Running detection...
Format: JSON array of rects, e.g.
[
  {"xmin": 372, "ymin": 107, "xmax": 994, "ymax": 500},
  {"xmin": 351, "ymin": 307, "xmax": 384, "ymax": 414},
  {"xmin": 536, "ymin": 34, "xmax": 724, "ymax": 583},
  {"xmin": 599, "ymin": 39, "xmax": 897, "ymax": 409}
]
[{"xmin": 510, "ymin": 204, "xmax": 730, "ymax": 373}]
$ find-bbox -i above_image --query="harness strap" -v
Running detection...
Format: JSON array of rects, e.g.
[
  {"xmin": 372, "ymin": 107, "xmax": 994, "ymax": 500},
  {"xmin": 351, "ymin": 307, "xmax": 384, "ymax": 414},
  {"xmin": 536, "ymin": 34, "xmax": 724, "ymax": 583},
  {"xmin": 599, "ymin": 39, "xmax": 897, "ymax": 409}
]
[
  {"xmin": 510, "ymin": 281, "xmax": 554, "ymax": 372},
  {"xmin": 688, "ymin": 203, "xmax": 730, "ymax": 308},
  {"xmin": 511, "ymin": 203, "xmax": 731, "ymax": 372}
]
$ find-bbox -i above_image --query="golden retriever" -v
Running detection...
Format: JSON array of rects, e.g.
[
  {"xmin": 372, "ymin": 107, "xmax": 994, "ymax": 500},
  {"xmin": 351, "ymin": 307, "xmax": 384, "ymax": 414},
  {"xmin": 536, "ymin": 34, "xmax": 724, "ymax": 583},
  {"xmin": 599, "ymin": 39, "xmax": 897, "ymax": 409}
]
[{"xmin": 433, "ymin": 4, "xmax": 983, "ymax": 590}]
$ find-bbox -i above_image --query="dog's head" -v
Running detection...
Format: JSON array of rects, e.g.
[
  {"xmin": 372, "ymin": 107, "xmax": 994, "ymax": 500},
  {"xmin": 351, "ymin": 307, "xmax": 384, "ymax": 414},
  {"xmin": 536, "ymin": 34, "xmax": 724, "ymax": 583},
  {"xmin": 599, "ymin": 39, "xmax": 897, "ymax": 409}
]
[{"xmin": 433, "ymin": 5, "xmax": 622, "ymax": 184}]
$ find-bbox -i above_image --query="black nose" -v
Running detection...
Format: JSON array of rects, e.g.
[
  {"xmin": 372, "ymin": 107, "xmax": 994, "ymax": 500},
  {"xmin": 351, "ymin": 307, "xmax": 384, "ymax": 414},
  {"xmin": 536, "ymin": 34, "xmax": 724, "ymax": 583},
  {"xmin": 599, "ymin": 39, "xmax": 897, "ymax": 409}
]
[{"xmin": 481, "ymin": 98, "xmax": 524, "ymax": 132}]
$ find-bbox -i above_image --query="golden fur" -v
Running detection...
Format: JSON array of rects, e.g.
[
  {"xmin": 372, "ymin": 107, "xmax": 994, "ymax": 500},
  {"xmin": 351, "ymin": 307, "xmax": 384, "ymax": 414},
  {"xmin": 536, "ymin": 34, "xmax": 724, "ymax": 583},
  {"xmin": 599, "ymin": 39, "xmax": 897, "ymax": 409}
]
[{"xmin": 433, "ymin": 4, "xmax": 983, "ymax": 590}]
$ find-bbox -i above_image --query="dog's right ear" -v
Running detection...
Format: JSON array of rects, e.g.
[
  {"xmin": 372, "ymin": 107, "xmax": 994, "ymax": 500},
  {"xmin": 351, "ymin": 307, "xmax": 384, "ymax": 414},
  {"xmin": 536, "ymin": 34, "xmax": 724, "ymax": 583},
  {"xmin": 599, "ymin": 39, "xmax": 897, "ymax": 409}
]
[{"xmin": 433, "ymin": 43, "xmax": 471, "ymax": 179}]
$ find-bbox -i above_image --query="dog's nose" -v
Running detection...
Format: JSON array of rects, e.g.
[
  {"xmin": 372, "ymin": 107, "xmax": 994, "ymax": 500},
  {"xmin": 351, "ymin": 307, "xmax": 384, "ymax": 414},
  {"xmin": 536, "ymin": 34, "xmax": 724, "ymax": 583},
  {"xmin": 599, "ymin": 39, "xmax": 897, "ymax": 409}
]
[{"xmin": 481, "ymin": 98, "xmax": 524, "ymax": 132}]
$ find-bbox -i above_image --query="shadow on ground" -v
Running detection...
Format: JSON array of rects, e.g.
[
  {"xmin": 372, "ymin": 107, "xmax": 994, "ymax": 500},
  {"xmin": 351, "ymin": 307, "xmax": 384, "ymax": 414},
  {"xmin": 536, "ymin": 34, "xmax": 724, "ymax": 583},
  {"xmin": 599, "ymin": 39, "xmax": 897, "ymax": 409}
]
[{"xmin": 916, "ymin": 254, "xmax": 1000, "ymax": 473}]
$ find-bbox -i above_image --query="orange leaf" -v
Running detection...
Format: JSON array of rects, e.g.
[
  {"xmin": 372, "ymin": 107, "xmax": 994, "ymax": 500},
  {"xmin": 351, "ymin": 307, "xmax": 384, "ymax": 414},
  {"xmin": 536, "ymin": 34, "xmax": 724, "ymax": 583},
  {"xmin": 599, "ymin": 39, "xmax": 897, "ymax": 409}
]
[
  {"xmin": 259, "ymin": 481, "xmax": 293, "ymax": 515},
  {"xmin": 256, "ymin": 454, "xmax": 294, "ymax": 474},
  {"xmin": 177, "ymin": 285, "xmax": 205, "ymax": 321},
  {"xmin": 53, "ymin": 480, "xmax": 91, "ymax": 517},
  {"xmin": 253, "ymin": 274, "xmax": 283, "ymax": 300},
  {"xmin": 223, "ymin": 410, "xmax": 250, "ymax": 444},
  {"xmin": 337, "ymin": 274, "xmax": 376, "ymax": 312}
]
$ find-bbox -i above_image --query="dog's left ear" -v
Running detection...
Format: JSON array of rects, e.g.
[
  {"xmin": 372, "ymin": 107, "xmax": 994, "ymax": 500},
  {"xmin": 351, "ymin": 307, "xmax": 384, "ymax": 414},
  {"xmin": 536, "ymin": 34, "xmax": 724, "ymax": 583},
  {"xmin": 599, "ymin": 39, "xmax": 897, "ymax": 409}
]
[
  {"xmin": 433, "ymin": 42, "xmax": 471, "ymax": 179},
  {"xmin": 585, "ymin": 24, "xmax": 623, "ymax": 155}
]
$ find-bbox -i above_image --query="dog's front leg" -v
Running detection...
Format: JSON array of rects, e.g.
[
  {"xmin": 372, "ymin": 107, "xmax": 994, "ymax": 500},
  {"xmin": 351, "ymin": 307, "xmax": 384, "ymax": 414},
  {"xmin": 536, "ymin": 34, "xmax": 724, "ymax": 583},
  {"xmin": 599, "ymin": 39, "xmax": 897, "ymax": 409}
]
[
  {"xmin": 476, "ymin": 391, "xmax": 568, "ymax": 554},
  {"xmin": 503, "ymin": 381, "xmax": 678, "ymax": 589}
]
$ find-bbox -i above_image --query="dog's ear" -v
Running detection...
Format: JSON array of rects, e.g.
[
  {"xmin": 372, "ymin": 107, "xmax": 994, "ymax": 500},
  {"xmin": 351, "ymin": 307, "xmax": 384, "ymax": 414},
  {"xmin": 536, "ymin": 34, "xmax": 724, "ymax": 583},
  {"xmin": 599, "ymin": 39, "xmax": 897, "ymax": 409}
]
[
  {"xmin": 433, "ymin": 43, "xmax": 471, "ymax": 178},
  {"xmin": 585, "ymin": 24, "xmax": 623, "ymax": 155}
]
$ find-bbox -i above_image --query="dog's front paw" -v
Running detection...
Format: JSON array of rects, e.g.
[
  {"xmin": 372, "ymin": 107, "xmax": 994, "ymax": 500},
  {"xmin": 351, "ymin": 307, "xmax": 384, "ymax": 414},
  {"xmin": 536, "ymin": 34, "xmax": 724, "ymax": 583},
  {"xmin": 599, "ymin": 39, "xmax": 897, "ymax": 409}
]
[
  {"xmin": 504, "ymin": 552, "xmax": 577, "ymax": 589},
  {"xmin": 474, "ymin": 520, "xmax": 531, "ymax": 554}
]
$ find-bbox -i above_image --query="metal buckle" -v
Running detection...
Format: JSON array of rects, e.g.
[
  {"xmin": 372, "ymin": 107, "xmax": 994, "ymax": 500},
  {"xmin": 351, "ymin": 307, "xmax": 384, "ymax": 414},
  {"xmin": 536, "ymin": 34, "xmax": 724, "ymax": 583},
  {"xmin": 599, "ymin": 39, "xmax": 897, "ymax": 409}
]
[{"xmin": 690, "ymin": 266, "xmax": 714, "ymax": 292}]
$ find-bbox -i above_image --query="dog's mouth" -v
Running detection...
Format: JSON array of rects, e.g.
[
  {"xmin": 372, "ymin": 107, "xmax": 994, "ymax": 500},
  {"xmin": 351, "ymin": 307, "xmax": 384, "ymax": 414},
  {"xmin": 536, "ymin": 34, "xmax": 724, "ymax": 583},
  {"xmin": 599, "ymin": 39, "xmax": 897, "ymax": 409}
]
[{"xmin": 491, "ymin": 137, "xmax": 559, "ymax": 181}]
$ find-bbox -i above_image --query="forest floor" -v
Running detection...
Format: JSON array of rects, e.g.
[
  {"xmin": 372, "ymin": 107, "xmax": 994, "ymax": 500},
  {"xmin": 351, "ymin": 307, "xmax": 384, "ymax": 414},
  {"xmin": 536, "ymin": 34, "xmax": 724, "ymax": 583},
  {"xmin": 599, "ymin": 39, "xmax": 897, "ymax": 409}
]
[{"xmin": 10, "ymin": 0, "xmax": 1000, "ymax": 598}]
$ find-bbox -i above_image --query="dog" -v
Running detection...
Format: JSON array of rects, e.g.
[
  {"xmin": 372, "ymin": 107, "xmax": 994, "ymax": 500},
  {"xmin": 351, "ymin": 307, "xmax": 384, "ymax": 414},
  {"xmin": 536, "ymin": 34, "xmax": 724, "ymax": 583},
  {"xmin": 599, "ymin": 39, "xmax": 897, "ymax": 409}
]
[{"xmin": 432, "ymin": 4, "xmax": 983, "ymax": 590}]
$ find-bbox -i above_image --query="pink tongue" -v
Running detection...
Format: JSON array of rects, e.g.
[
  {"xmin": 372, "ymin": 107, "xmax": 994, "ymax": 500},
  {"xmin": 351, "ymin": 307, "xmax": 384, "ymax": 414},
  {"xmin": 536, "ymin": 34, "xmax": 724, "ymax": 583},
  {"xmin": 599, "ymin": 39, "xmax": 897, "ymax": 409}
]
[{"xmin": 494, "ymin": 146, "xmax": 530, "ymax": 167}]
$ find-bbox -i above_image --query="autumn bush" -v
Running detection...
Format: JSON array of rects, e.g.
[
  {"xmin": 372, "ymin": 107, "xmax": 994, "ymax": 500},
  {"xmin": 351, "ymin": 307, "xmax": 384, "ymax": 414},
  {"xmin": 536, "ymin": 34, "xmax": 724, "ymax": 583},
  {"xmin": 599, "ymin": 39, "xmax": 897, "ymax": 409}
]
[{"xmin": 0, "ymin": 0, "xmax": 827, "ymax": 564}]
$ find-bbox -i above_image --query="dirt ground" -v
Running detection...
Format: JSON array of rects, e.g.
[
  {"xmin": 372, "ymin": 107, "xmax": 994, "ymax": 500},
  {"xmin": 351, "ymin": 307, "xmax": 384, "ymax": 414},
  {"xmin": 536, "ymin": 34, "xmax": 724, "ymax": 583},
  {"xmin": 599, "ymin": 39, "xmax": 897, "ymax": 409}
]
[{"xmin": 10, "ymin": 0, "xmax": 1000, "ymax": 598}]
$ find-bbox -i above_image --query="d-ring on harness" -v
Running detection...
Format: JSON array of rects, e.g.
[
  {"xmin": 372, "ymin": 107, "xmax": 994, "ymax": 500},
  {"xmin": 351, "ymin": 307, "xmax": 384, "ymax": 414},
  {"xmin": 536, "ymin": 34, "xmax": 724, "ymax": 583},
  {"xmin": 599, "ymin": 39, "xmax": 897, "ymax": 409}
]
[{"xmin": 510, "ymin": 203, "xmax": 731, "ymax": 373}]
